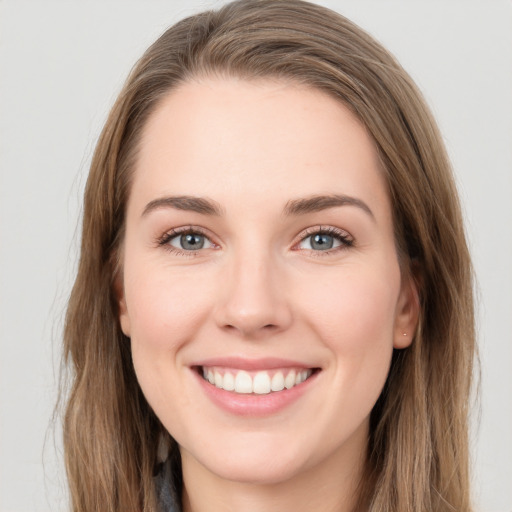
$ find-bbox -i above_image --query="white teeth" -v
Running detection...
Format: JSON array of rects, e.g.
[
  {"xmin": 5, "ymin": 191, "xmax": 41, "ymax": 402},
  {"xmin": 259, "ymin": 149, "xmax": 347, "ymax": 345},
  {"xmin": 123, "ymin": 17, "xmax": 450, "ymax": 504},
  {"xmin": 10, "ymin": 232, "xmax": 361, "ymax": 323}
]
[
  {"xmin": 295, "ymin": 370, "xmax": 309, "ymax": 385},
  {"xmin": 202, "ymin": 367, "xmax": 313, "ymax": 394},
  {"xmin": 271, "ymin": 371, "xmax": 285, "ymax": 392},
  {"xmin": 253, "ymin": 372, "xmax": 271, "ymax": 394},
  {"xmin": 223, "ymin": 371, "xmax": 235, "ymax": 391},
  {"xmin": 284, "ymin": 370, "xmax": 296, "ymax": 389},
  {"xmin": 234, "ymin": 370, "xmax": 253, "ymax": 394}
]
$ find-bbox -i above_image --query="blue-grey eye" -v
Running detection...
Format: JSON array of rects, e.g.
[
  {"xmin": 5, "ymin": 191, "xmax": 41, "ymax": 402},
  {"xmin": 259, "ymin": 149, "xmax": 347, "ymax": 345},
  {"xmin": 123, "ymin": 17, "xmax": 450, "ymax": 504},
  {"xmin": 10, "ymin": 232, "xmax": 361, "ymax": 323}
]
[
  {"xmin": 298, "ymin": 232, "xmax": 345, "ymax": 251},
  {"xmin": 311, "ymin": 233, "xmax": 334, "ymax": 250},
  {"xmin": 169, "ymin": 232, "xmax": 213, "ymax": 251}
]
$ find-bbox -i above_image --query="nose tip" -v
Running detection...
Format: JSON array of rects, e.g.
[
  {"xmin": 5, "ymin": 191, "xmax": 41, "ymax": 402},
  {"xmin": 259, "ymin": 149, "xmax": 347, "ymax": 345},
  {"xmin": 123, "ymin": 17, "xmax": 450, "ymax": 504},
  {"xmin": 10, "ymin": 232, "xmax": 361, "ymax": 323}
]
[
  {"xmin": 214, "ymin": 257, "xmax": 292, "ymax": 339},
  {"xmin": 222, "ymin": 311, "xmax": 283, "ymax": 338}
]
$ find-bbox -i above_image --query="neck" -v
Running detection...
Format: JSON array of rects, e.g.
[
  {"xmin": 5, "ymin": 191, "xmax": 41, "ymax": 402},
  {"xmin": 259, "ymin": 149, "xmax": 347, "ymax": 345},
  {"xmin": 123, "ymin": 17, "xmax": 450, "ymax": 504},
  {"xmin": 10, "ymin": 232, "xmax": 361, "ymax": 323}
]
[{"xmin": 180, "ymin": 423, "xmax": 368, "ymax": 512}]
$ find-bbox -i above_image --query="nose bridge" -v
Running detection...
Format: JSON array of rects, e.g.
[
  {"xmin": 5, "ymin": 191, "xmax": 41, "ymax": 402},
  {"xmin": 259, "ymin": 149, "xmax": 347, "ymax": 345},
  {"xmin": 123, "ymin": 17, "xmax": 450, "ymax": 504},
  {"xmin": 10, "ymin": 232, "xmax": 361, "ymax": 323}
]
[{"xmin": 216, "ymin": 242, "xmax": 291, "ymax": 337}]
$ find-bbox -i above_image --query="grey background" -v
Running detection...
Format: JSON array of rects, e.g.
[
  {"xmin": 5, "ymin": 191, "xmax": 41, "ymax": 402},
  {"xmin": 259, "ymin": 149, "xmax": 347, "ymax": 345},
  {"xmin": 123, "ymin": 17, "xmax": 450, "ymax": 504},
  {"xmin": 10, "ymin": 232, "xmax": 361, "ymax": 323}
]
[{"xmin": 0, "ymin": 1, "xmax": 511, "ymax": 511}]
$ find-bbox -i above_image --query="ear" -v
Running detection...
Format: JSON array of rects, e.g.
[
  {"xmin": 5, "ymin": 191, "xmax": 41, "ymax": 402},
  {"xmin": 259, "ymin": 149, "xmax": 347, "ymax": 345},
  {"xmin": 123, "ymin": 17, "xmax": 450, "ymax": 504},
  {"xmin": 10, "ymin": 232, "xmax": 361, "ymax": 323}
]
[
  {"xmin": 113, "ymin": 274, "xmax": 131, "ymax": 337},
  {"xmin": 393, "ymin": 273, "xmax": 420, "ymax": 349}
]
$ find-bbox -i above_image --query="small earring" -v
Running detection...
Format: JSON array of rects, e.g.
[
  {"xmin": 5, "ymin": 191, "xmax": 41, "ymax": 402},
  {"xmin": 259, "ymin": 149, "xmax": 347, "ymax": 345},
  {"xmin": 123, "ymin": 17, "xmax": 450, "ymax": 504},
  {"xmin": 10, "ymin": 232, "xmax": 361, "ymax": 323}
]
[{"xmin": 402, "ymin": 332, "xmax": 407, "ymax": 336}]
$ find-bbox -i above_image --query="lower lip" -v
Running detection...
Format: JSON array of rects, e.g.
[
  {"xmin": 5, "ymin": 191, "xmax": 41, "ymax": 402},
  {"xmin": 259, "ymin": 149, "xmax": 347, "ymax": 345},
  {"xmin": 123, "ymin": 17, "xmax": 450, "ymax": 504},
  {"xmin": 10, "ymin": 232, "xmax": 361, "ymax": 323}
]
[{"xmin": 192, "ymin": 369, "xmax": 319, "ymax": 417}]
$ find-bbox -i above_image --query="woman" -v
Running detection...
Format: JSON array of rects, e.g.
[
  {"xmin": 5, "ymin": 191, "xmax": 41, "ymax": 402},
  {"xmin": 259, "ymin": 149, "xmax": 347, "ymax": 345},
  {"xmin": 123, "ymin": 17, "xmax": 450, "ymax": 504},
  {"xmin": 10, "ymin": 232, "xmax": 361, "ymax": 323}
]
[{"xmin": 63, "ymin": 1, "xmax": 476, "ymax": 510}]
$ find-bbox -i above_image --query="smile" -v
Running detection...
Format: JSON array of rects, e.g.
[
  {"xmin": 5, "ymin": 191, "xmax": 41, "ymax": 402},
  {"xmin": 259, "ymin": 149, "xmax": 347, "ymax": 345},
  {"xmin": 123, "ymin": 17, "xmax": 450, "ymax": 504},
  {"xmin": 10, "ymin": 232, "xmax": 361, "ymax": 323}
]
[
  {"xmin": 201, "ymin": 366, "xmax": 314, "ymax": 394},
  {"xmin": 191, "ymin": 359, "xmax": 321, "ymax": 416}
]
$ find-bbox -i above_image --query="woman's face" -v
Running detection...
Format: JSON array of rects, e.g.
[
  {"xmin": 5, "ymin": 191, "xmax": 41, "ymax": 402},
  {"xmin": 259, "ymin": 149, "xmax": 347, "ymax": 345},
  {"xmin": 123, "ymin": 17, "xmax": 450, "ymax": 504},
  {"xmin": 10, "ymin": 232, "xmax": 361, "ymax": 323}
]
[{"xmin": 118, "ymin": 78, "xmax": 418, "ymax": 485}]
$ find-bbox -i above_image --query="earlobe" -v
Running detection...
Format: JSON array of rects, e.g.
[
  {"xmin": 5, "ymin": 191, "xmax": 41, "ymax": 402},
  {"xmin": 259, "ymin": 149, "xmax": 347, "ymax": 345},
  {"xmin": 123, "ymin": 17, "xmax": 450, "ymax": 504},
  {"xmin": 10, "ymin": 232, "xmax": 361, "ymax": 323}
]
[
  {"xmin": 393, "ymin": 274, "xmax": 420, "ymax": 349},
  {"xmin": 114, "ymin": 275, "xmax": 131, "ymax": 337}
]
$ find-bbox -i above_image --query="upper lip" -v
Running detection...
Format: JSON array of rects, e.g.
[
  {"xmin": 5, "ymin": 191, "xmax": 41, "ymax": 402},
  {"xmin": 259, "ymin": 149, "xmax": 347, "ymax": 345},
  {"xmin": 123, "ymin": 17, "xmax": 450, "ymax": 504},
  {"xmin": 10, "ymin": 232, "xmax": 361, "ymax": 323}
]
[{"xmin": 191, "ymin": 356, "xmax": 318, "ymax": 371}]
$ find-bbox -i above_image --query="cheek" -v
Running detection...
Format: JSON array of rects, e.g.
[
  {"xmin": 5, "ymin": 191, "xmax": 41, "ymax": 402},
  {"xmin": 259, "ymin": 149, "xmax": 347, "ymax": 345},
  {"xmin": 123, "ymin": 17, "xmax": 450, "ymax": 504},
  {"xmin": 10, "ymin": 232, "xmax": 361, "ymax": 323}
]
[
  {"xmin": 125, "ymin": 265, "xmax": 217, "ymax": 415},
  {"xmin": 306, "ymin": 269, "xmax": 399, "ymax": 425},
  {"xmin": 125, "ymin": 264, "xmax": 215, "ymax": 352},
  {"xmin": 299, "ymin": 263, "xmax": 400, "ymax": 366}
]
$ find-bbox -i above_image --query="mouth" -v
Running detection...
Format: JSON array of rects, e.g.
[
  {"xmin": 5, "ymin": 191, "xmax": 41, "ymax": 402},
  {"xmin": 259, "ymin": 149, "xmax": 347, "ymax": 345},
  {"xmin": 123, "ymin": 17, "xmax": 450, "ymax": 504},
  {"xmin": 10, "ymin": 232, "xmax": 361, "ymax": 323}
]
[{"xmin": 194, "ymin": 365, "xmax": 320, "ymax": 395}]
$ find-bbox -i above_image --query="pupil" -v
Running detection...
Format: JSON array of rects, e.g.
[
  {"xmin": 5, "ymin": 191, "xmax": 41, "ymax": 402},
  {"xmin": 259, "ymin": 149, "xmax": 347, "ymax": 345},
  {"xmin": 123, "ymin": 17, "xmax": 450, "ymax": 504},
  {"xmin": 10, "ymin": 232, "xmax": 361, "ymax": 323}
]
[
  {"xmin": 181, "ymin": 233, "xmax": 204, "ymax": 250},
  {"xmin": 312, "ymin": 233, "xmax": 333, "ymax": 250}
]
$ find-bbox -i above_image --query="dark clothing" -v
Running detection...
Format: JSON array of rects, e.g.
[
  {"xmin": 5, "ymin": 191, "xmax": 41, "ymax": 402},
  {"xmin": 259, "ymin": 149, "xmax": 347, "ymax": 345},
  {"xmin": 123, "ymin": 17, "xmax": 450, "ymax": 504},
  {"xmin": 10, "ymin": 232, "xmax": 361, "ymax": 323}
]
[{"xmin": 155, "ymin": 457, "xmax": 180, "ymax": 512}]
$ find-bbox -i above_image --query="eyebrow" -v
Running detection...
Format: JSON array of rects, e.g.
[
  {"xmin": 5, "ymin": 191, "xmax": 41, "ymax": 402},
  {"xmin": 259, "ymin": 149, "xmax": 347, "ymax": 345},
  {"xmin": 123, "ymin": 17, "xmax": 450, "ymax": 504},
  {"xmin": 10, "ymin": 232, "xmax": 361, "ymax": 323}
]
[
  {"xmin": 283, "ymin": 194, "xmax": 375, "ymax": 220},
  {"xmin": 142, "ymin": 195, "xmax": 224, "ymax": 217},
  {"xmin": 141, "ymin": 193, "xmax": 374, "ymax": 220}
]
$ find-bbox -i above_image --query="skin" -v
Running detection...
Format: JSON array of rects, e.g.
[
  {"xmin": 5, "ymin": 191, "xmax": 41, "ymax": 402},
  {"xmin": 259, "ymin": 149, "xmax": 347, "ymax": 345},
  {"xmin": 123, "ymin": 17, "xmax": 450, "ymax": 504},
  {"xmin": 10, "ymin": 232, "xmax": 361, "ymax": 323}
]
[{"xmin": 118, "ymin": 78, "xmax": 419, "ymax": 512}]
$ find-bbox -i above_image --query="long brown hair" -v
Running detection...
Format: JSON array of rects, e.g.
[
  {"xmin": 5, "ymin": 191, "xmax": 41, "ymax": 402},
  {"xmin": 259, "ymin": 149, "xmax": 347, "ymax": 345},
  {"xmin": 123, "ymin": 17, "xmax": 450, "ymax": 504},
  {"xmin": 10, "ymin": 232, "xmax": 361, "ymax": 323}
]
[{"xmin": 62, "ymin": 1, "xmax": 476, "ymax": 510}]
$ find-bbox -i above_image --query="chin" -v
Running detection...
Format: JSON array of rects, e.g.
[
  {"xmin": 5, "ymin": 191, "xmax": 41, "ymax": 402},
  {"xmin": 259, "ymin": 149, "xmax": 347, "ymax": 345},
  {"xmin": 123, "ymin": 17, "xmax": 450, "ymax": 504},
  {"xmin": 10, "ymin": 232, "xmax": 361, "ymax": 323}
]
[
  {"xmin": 182, "ymin": 433, "xmax": 313, "ymax": 485},
  {"xmin": 205, "ymin": 455, "xmax": 307, "ymax": 485}
]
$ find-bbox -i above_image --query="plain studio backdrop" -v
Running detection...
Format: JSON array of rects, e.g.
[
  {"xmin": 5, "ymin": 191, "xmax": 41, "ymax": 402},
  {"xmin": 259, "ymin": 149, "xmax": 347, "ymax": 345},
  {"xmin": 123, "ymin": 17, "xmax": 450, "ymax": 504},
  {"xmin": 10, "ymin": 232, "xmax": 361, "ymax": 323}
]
[{"xmin": 0, "ymin": 1, "xmax": 511, "ymax": 511}]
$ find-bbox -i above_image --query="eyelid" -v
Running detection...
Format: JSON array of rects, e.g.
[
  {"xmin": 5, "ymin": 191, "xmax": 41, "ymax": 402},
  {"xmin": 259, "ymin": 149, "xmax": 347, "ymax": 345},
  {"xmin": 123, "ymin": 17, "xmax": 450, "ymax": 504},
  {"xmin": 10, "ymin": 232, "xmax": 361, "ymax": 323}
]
[
  {"xmin": 156, "ymin": 225, "xmax": 218, "ymax": 256},
  {"xmin": 292, "ymin": 225, "xmax": 354, "ymax": 254}
]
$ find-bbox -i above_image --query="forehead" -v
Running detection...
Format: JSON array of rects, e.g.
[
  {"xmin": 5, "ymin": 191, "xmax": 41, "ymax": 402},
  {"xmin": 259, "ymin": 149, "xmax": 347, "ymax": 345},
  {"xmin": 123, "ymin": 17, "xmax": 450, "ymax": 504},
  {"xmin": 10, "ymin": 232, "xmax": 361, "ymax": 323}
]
[{"xmin": 130, "ymin": 77, "xmax": 390, "ymax": 219}]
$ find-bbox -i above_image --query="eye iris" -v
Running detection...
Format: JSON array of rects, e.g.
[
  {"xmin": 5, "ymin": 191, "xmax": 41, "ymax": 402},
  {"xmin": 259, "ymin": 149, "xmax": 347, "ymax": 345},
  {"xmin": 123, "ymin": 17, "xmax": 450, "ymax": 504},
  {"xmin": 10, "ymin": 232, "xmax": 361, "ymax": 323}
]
[
  {"xmin": 311, "ymin": 233, "xmax": 333, "ymax": 250},
  {"xmin": 181, "ymin": 233, "xmax": 204, "ymax": 250}
]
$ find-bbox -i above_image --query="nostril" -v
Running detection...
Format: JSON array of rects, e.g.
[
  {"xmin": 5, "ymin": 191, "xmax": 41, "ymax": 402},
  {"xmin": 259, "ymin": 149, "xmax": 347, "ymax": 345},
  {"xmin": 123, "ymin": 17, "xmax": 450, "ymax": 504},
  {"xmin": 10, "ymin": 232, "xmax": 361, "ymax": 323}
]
[{"xmin": 222, "ymin": 322, "xmax": 278, "ymax": 335}]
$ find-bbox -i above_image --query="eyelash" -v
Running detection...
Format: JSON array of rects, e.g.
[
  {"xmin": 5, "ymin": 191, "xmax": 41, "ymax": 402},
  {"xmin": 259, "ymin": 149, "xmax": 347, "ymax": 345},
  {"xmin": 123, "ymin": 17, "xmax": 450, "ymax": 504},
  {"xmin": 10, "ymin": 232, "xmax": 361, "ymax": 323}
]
[
  {"xmin": 156, "ymin": 225, "xmax": 354, "ymax": 257},
  {"xmin": 156, "ymin": 226, "xmax": 213, "ymax": 257},
  {"xmin": 294, "ymin": 226, "xmax": 354, "ymax": 257}
]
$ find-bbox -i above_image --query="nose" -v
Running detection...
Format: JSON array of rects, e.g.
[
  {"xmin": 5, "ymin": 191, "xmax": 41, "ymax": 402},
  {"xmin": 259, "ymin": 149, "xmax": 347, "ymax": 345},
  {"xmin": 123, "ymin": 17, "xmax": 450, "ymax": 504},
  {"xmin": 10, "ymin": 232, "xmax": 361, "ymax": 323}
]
[{"xmin": 214, "ymin": 249, "xmax": 293, "ymax": 339}]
